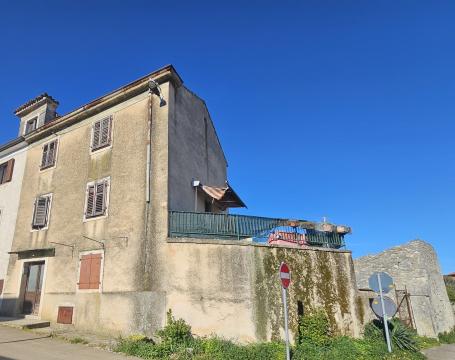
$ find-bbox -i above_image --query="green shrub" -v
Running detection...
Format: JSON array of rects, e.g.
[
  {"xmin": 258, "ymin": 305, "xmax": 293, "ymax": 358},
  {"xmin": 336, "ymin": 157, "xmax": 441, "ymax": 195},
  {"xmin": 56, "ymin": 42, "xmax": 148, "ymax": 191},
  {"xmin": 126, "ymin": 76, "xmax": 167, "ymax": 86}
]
[
  {"xmin": 69, "ymin": 337, "xmax": 88, "ymax": 344},
  {"xmin": 439, "ymin": 327, "xmax": 455, "ymax": 344},
  {"xmin": 416, "ymin": 335, "xmax": 439, "ymax": 349},
  {"xmin": 157, "ymin": 309, "xmax": 193, "ymax": 346},
  {"xmin": 364, "ymin": 319, "xmax": 418, "ymax": 352},
  {"xmin": 444, "ymin": 276, "xmax": 455, "ymax": 303},
  {"xmin": 297, "ymin": 309, "xmax": 332, "ymax": 347}
]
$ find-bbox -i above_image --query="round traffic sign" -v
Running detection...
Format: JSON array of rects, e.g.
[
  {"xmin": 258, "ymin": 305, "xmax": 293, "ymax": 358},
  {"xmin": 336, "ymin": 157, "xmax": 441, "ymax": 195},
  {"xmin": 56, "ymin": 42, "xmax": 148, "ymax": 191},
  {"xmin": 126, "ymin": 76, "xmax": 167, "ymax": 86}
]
[
  {"xmin": 280, "ymin": 262, "xmax": 291, "ymax": 289},
  {"xmin": 369, "ymin": 272, "xmax": 394, "ymax": 294},
  {"xmin": 371, "ymin": 295, "xmax": 397, "ymax": 318}
]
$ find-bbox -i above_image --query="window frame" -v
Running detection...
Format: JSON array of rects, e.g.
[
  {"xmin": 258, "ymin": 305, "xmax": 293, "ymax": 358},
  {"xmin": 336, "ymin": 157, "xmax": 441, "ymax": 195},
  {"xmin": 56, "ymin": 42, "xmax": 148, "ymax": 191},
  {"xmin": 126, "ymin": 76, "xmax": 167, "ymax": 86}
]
[
  {"xmin": 0, "ymin": 163, "xmax": 7, "ymax": 184},
  {"xmin": 31, "ymin": 193, "xmax": 53, "ymax": 231},
  {"xmin": 83, "ymin": 177, "xmax": 110, "ymax": 222},
  {"xmin": 76, "ymin": 250, "xmax": 104, "ymax": 293},
  {"xmin": 24, "ymin": 117, "xmax": 38, "ymax": 135},
  {"xmin": 90, "ymin": 116, "xmax": 113, "ymax": 153},
  {"xmin": 40, "ymin": 139, "xmax": 59, "ymax": 171}
]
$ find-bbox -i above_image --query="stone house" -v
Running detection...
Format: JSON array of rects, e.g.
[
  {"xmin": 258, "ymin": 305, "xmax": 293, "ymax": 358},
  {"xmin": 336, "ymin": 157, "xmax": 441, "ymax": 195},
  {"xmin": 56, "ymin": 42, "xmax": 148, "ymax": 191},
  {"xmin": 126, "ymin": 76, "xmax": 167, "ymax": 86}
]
[{"xmin": 0, "ymin": 65, "xmax": 360, "ymax": 341}]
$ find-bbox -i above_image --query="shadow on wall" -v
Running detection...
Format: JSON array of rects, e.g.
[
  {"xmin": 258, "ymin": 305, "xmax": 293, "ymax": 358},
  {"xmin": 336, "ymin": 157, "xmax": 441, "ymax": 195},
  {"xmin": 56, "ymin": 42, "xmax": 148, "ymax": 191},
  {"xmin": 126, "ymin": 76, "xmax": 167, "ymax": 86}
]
[{"xmin": 0, "ymin": 298, "xmax": 22, "ymax": 318}]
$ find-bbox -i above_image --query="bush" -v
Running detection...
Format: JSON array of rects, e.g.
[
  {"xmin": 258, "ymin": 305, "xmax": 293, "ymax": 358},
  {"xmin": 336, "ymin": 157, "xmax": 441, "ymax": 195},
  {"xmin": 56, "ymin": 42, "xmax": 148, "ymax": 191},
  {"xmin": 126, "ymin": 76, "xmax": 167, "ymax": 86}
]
[
  {"xmin": 157, "ymin": 309, "xmax": 193, "ymax": 346},
  {"xmin": 364, "ymin": 319, "xmax": 418, "ymax": 352},
  {"xmin": 439, "ymin": 327, "xmax": 455, "ymax": 344},
  {"xmin": 416, "ymin": 335, "xmax": 439, "ymax": 349},
  {"xmin": 297, "ymin": 310, "xmax": 332, "ymax": 347}
]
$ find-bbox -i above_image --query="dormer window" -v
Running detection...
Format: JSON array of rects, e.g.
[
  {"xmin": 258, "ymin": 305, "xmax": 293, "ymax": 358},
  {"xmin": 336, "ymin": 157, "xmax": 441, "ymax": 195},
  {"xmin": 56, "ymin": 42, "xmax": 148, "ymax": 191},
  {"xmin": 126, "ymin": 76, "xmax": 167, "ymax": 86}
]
[{"xmin": 25, "ymin": 117, "xmax": 37, "ymax": 135}]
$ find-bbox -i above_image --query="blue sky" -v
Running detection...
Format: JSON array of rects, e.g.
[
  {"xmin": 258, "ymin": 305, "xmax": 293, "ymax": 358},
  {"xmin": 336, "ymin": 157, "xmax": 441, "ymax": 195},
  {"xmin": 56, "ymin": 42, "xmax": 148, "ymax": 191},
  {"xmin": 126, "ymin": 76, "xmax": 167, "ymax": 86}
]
[{"xmin": 1, "ymin": 1, "xmax": 454, "ymax": 273}]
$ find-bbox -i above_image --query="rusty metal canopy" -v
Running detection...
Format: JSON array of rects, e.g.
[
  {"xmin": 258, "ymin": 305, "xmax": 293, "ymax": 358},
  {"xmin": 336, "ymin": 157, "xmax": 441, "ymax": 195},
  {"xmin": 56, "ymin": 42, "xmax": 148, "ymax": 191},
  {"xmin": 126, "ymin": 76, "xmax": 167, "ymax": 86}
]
[{"xmin": 200, "ymin": 184, "xmax": 246, "ymax": 210}]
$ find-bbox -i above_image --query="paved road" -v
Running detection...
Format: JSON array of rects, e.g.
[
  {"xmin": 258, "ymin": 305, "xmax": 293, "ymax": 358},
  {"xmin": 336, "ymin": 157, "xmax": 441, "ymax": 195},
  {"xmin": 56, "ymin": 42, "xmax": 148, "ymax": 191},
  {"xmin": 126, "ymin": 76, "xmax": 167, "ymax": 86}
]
[
  {"xmin": 0, "ymin": 326, "xmax": 140, "ymax": 360},
  {"xmin": 423, "ymin": 344, "xmax": 455, "ymax": 360}
]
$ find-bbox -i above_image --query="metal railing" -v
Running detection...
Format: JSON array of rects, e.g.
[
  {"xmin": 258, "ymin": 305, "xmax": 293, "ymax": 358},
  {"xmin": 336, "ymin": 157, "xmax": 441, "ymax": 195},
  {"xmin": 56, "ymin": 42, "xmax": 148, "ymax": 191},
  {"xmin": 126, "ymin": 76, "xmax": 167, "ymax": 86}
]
[{"xmin": 168, "ymin": 211, "xmax": 345, "ymax": 248}]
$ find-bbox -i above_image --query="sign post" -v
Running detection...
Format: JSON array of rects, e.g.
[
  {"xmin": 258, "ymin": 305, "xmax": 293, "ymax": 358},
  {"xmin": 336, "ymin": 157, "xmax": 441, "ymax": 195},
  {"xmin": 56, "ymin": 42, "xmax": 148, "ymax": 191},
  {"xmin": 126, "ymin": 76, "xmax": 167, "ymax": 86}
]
[
  {"xmin": 280, "ymin": 262, "xmax": 291, "ymax": 360},
  {"xmin": 369, "ymin": 272, "xmax": 394, "ymax": 353}
]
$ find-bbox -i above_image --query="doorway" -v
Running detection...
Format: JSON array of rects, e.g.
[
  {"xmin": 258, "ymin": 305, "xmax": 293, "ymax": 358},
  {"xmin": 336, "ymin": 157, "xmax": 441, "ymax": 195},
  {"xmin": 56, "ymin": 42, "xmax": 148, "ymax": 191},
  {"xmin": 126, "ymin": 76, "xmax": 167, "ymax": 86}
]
[{"xmin": 22, "ymin": 262, "xmax": 45, "ymax": 315}]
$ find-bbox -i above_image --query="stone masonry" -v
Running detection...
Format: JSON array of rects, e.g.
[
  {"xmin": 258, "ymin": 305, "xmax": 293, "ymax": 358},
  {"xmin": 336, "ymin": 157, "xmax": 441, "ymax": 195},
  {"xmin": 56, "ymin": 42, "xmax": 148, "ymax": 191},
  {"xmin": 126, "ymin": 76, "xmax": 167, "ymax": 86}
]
[{"xmin": 354, "ymin": 240, "xmax": 454, "ymax": 337}]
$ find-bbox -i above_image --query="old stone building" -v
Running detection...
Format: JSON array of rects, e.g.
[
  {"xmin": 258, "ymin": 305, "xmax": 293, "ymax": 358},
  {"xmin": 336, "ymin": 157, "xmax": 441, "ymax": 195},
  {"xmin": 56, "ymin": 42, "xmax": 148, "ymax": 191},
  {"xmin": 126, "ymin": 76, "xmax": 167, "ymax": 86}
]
[
  {"xmin": 355, "ymin": 240, "xmax": 455, "ymax": 337},
  {"xmin": 0, "ymin": 65, "xmax": 360, "ymax": 341}
]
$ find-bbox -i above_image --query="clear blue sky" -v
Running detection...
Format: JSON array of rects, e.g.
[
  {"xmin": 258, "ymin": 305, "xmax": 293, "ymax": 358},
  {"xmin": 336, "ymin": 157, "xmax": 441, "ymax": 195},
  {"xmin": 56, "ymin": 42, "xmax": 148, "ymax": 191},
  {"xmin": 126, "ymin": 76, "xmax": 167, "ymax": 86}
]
[{"xmin": 1, "ymin": 1, "xmax": 454, "ymax": 273}]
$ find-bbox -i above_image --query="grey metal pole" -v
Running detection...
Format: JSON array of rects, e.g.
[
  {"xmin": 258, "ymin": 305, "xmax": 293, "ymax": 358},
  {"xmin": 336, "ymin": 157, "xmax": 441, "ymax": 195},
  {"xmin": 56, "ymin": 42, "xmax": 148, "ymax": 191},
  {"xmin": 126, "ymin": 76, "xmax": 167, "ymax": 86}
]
[
  {"xmin": 282, "ymin": 286, "xmax": 291, "ymax": 360},
  {"xmin": 377, "ymin": 273, "xmax": 392, "ymax": 353}
]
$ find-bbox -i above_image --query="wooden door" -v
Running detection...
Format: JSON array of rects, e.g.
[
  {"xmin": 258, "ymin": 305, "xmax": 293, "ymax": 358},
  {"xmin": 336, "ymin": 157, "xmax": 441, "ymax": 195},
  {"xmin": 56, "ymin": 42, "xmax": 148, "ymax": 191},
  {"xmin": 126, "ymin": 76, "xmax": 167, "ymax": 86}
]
[{"xmin": 22, "ymin": 262, "xmax": 45, "ymax": 315}]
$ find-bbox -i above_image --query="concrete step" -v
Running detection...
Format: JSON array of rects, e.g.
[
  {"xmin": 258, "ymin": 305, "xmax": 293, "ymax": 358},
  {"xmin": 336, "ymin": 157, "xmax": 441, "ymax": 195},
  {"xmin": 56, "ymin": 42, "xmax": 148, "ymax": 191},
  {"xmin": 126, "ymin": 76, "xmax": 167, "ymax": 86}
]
[
  {"xmin": 22, "ymin": 321, "xmax": 50, "ymax": 329},
  {"xmin": 0, "ymin": 316, "xmax": 50, "ymax": 330}
]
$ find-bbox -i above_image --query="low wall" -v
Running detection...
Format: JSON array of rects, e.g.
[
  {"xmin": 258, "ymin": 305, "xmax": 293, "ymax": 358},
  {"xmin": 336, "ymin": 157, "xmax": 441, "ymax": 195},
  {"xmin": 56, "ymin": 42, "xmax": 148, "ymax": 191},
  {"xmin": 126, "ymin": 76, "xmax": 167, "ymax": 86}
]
[
  {"xmin": 164, "ymin": 239, "xmax": 363, "ymax": 342},
  {"xmin": 354, "ymin": 240, "xmax": 454, "ymax": 337}
]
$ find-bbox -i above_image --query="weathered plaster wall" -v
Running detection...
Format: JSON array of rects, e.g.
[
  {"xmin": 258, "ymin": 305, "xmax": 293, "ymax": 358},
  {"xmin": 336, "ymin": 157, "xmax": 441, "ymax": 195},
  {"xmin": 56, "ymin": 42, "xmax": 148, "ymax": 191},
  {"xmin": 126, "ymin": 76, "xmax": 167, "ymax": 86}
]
[
  {"xmin": 1, "ymin": 91, "xmax": 168, "ymax": 334},
  {"xmin": 164, "ymin": 239, "xmax": 362, "ymax": 342},
  {"xmin": 168, "ymin": 85, "xmax": 227, "ymax": 213},
  {"xmin": 354, "ymin": 240, "xmax": 455, "ymax": 337},
  {"xmin": 0, "ymin": 147, "xmax": 27, "ymax": 283}
]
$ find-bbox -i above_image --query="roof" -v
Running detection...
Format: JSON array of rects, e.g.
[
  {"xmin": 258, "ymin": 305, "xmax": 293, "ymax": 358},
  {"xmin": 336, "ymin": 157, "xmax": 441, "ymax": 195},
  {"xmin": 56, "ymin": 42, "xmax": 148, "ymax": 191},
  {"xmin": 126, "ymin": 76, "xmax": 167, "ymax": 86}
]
[
  {"xmin": 201, "ymin": 184, "xmax": 247, "ymax": 210},
  {"xmin": 446, "ymin": 273, "xmax": 455, "ymax": 277},
  {"xmin": 14, "ymin": 93, "xmax": 59, "ymax": 116}
]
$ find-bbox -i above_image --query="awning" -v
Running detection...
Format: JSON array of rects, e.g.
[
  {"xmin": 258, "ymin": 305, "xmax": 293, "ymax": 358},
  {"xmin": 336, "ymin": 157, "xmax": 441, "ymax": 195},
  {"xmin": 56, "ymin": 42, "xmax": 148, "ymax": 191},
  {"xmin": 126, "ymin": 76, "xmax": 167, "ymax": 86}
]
[{"xmin": 200, "ymin": 184, "xmax": 247, "ymax": 210}]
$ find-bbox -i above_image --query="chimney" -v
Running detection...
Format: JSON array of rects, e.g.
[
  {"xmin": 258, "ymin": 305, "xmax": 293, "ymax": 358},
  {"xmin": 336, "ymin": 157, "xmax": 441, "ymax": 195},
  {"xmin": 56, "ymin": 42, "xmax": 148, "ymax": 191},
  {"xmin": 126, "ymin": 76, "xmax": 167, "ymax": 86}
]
[{"xmin": 14, "ymin": 93, "xmax": 59, "ymax": 136}]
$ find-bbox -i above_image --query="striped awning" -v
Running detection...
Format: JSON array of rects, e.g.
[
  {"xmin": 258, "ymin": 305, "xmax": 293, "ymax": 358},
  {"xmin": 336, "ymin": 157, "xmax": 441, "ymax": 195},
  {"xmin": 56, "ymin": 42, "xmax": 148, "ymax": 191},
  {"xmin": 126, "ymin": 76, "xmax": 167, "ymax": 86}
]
[{"xmin": 200, "ymin": 184, "xmax": 246, "ymax": 210}]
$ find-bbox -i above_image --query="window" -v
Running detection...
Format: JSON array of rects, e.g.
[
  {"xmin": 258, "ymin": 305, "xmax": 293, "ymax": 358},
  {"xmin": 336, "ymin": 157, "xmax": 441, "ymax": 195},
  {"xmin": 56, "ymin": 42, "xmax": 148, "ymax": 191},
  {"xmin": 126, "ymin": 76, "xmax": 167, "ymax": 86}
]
[
  {"xmin": 25, "ymin": 117, "xmax": 37, "ymax": 135},
  {"xmin": 40, "ymin": 139, "xmax": 58, "ymax": 170},
  {"xmin": 85, "ymin": 179, "xmax": 109, "ymax": 219},
  {"xmin": 0, "ymin": 159, "xmax": 15, "ymax": 185},
  {"xmin": 57, "ymin": 306, "xmax": 73, "ymax": 324},
  {"xmin": 32, "ymin": 194, "xmax": 52, "ymax": 229},
  {"xmin": 91, "ymin": 116, "xmax": 112, "ymax": 151},
  {"xmin": 78, "ymin": 253, "xmax": 102, "ymax": 290}
]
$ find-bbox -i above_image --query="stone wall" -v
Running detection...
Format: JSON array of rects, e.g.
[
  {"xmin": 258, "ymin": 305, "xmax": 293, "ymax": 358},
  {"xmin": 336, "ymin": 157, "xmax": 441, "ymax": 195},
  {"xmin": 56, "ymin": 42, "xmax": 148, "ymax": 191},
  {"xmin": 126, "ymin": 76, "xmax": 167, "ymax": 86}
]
[{"xmin": 354, "ymin": 240, "xmax": 454, "ymax": 337}]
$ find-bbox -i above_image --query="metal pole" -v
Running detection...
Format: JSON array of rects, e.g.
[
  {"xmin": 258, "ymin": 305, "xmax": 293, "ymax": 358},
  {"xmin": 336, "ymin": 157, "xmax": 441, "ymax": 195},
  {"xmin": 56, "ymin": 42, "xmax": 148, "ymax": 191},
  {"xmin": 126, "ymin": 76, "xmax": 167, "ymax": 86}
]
[
  {"xmin": 377, "ymin": 273, "xmax": 392, "ymax": 353},
  {"xmin": 282, "ymin": 286, "xmax": 291, "ymax": 360}
]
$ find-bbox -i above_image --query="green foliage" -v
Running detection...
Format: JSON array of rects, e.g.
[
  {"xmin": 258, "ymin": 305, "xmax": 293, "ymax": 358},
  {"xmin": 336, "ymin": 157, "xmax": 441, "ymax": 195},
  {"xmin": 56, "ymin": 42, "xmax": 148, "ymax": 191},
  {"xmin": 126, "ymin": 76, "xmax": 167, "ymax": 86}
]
[
  {"xmin": 444, "ymin": 276, "xmax": 455, "ymax": 303},
  {"xmin": 364, "ymin": 319, "xmax": 419, "ymax": 352},
  {"xmin": 156, "ymin": 309, "xmax": 193, "ymax": 346},
  {"xmin": 439, "ymin": 327, "xmax": 455, "ymax": 344},
  {"xmin": 69, "ymin": 337, "xmax": 88, "ymax": 344},
  {"xmin": 297, "ymin": 310, "xmax": 332, "ymax": 347},
  {"xmin": 416, "ymin": 335, "xmax": 439, "ymax": 349}
]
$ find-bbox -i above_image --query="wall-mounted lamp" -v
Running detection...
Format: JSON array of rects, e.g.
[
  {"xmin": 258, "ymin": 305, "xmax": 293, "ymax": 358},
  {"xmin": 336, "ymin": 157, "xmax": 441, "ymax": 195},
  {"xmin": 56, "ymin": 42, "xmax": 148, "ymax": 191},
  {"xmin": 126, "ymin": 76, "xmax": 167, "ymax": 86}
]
[{"xmin": 148, "ymin": 79, "xmax": 167, "ymax": 107}]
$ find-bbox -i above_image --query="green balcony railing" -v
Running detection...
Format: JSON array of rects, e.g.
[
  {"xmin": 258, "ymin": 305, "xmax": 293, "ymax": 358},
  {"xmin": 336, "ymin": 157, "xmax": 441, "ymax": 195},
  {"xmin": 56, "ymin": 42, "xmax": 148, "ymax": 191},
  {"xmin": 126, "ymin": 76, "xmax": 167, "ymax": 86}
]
[{"xmin": 168, "ymin": 211, "xmax": 346, "ymax": 248}]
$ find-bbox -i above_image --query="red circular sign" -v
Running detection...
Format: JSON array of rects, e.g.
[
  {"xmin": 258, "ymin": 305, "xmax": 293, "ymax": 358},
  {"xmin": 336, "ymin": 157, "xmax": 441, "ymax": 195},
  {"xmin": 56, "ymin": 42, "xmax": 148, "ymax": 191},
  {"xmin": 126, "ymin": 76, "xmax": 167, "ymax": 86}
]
[{"xmin": 280, "ymin": 262, "xmax": 291, "ymax": 289}]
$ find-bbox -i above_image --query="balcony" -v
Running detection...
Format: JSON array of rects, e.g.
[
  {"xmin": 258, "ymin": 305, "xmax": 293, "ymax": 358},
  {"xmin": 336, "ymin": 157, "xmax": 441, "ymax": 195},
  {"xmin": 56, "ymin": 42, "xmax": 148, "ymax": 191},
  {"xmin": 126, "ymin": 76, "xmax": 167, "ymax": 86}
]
[{"xmin": 168, "ymin": 211, "xmax": 349, "ymax": 249}]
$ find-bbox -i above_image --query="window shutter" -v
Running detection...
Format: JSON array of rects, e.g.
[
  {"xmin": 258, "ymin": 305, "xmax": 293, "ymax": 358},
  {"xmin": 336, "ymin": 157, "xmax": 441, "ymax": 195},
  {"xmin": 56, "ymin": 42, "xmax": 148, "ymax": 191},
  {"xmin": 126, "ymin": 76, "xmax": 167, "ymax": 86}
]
[
  {"xmin": 92, "ymin": 121, "xmax": 101, "ymax": 149},
  {"xmin": 41, "ymin": 144, "xmax": 49, "ymax": 168},
  {"xmin": 4, "ymin": 159, "xmax": 15, "ymax": 183},
  {"xmin": 47, "ymin": 140, "xmax": 57, "ymax": 167},
  {"xmin": 95, "ymin": 182, "xmax": 106, "ymax": 215},
  {"xmin": 78, "ymin": 255, "xmax": 91, "ymax": 289},
  {"xmin": 86, "ymin": 185, "xmax": 95, "ymax": 217},
  {"xmin": 33, "ymin": 197, "xmax": 49, "ymax": 227},
  {"xmin": 89, "ymin": 254, "xmax": 102, "ymax": 289},
  {"xmin": 100, "ymin": 117, "xmax": 111, "ymax": 146}
]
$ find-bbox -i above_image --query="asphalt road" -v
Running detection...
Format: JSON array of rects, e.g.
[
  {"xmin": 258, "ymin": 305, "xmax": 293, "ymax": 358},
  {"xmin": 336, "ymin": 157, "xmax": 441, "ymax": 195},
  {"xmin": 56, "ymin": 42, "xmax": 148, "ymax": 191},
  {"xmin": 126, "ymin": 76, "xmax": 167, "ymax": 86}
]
[
  {"xmin": 0, "ymin": 326, "xmax": 139, "ymax": 360},
  {"xmin": 423, "ymin": 344, "xmax": 455, "ymax": 360}
]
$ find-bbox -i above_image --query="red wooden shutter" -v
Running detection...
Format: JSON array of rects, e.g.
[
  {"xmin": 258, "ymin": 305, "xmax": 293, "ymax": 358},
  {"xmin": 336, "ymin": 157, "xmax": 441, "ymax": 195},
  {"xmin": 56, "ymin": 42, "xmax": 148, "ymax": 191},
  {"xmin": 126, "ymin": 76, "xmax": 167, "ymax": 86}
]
[
  {"xmin": 78, "ymin": 255, "xmax": 91, "ymax": 289},
  {"xmin": 86, "ymin": 185, "xmax": 95, "ymax": 217},
  {"xmin": 89, "ymin": 254, "xmax": 102, "ymax": 289},
  {"xmin": 4, "ymin": 159, "xmax": 15, "ymax": 183},
  {"xmin": 92, "ymin": 121, "xmax": 101, "ymax": 149}
]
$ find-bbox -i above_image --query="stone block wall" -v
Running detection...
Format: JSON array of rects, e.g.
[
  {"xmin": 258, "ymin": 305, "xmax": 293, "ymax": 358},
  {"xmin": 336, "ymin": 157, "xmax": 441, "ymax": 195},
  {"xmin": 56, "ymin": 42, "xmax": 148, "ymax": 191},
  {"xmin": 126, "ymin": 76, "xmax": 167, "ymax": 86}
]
[{"xmin": 354, "ymin": 240, "xmax": 454, "ymax": 337}]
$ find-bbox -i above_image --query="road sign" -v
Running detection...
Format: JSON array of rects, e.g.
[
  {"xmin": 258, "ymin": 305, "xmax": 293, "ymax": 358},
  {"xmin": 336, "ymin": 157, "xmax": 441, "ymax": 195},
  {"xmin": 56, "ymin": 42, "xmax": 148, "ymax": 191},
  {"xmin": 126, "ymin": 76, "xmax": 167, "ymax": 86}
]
[
  {"xmin": 369, "ymin": 272, "xmax": 394, "ymax": 294},
  {"xmin": 279, "ymin": 262, "xmax": 291, "ymax": 360},
  {"xmin": 280, "ymin": 262, "xmax": 291, "ymax": 289},
  {"xmin": 371, "ymin": 295, "xmax": 397, "ymax": 318}
]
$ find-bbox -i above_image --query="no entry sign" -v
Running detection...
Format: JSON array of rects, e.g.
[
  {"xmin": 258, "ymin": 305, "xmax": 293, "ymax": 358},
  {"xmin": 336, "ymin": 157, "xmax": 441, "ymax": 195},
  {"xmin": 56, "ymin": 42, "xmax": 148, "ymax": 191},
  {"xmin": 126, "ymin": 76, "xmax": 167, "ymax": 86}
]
[{"xmin": 280, "ymin": 262, "xmax": 291, "ymax": 289}]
